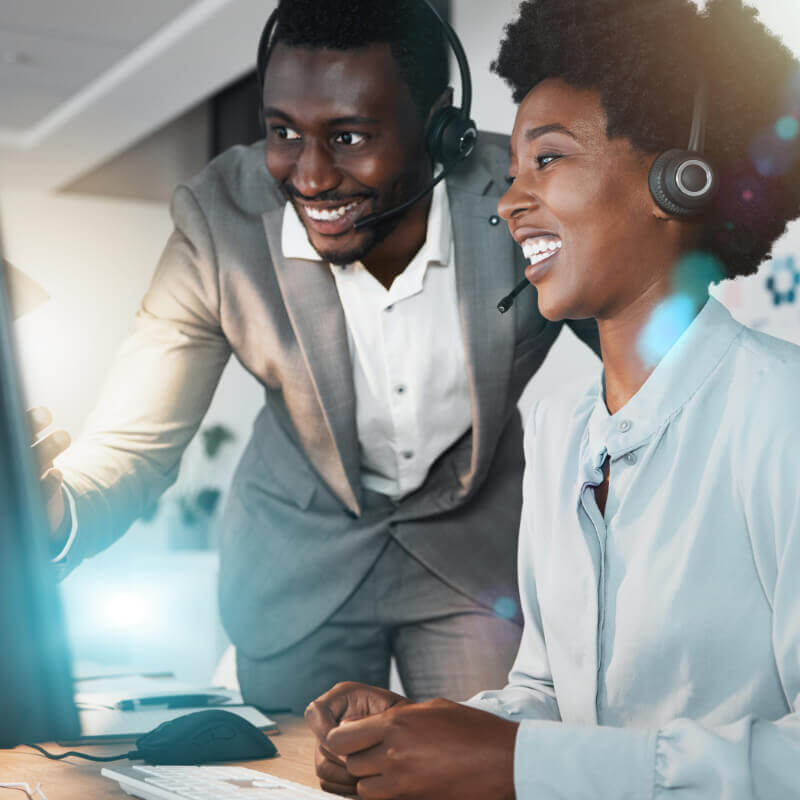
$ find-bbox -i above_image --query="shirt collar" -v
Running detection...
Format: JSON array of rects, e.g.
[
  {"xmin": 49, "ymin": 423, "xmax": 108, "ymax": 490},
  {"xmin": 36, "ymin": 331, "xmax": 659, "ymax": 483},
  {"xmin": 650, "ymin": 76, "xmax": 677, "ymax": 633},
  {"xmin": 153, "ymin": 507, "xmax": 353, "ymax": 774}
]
[
  {"xmin": 281, "ymin": 197, "xmax": 323, "ymax": 262},
  {"xmin": 280, "ymin": 176, "xmax": 453, "ymax": 294},
  {"xmin": 586, "ymin": 296, "xmax": 744, "ymax": 462}
]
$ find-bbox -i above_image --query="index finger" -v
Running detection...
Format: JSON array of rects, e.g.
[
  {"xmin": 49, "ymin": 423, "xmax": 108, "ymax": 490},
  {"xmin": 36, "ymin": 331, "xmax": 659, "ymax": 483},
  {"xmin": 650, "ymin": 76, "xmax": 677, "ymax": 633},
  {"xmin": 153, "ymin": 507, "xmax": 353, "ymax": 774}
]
[
  {"xmin": 326, "ymin": 712, "xmax": 390, "ymax": 757},
  {"xmin": 32, "ymin": 429, "xmax": 71, "ymax": 471},
  {"xmin": 27, "ymin": 407, "xmax": 52, "ymax": 437},
  {"xmin": 305, "ymin": 698, "xmax": 341, "ymax": 741}
]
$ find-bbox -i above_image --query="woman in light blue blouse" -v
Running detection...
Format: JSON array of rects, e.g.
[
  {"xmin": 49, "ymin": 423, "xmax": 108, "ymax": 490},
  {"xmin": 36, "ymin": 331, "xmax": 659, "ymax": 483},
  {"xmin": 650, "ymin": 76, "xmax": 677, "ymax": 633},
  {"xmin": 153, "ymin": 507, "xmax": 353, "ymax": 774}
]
[{"xmin": 306, "ymin": 1, "xmax": 800, "ymax": 798}]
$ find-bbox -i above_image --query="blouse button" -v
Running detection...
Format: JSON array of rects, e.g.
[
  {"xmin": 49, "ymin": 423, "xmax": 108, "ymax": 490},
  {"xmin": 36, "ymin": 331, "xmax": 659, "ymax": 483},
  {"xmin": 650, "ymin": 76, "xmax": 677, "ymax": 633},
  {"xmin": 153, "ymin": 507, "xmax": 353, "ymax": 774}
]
[
  {"xmin": 624, "ymin": 452, "xmax": 637, "ymax": 465},
  {"xmin": 618, "ymin": 419, "xmax": 632, "ymax": 433}
]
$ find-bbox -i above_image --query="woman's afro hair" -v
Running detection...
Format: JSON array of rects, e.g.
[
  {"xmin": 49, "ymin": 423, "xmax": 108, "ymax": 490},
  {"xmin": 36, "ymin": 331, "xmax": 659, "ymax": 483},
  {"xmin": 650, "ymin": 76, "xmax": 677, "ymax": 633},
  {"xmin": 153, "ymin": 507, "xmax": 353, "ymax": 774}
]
[{"xmin": 493, "ymin": 0, "xmax": 800, "ymax": 279}]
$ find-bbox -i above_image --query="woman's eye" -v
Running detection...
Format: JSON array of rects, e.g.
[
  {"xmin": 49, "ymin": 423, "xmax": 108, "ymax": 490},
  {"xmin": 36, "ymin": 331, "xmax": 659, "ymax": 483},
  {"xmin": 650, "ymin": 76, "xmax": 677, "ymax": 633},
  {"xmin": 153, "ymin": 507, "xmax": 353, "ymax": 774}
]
[
  {"xmin": 336, "ymin": 132, "xmax": 366, "ymax": 146},
  {"xmin": 272, "ymin": 126, "xmax": 301, "ymax": 141},
  {"xmin": 505, "ymin": 175, "xmax": 516, "ymax": 185},
  {"xmin": 536, "ymin": 153, "xmax": 562, "ymax": 168}
]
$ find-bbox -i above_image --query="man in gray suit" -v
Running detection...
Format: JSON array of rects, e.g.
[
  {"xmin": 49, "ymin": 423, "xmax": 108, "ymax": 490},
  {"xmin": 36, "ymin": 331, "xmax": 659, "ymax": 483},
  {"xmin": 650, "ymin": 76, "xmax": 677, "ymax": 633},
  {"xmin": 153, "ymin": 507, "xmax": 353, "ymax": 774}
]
[{"xmin": 43, "ymin": 0, "xmax": 598, "ymax": 711}]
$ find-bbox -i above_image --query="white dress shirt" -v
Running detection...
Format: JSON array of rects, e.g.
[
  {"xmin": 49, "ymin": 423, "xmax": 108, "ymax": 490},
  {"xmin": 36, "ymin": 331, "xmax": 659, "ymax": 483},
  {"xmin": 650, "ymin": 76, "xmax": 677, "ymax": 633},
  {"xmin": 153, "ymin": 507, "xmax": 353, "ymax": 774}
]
[
  {"xmin": 467, "ymin": 297, "xmax": 800, "ymax": 798},
  {"xmin": 282, "ymin": 179, "xmax": 471, "ymax": 498}
]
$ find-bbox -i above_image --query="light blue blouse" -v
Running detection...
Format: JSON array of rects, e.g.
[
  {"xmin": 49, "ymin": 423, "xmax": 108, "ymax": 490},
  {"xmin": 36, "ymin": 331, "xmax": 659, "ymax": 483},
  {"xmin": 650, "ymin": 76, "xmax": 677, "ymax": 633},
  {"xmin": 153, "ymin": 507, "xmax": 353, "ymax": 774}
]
[{"xmin": 468, "ymin": 297, "xmax": 800, "ymax": 798}]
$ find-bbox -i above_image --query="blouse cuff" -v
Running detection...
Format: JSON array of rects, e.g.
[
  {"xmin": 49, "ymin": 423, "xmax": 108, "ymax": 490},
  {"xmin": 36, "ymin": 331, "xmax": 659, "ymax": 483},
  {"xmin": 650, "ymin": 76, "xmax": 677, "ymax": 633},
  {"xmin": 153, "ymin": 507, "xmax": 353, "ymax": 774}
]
[{"xmin": 513, "ymin": 719, "xmax": 657, "ymax": 799}]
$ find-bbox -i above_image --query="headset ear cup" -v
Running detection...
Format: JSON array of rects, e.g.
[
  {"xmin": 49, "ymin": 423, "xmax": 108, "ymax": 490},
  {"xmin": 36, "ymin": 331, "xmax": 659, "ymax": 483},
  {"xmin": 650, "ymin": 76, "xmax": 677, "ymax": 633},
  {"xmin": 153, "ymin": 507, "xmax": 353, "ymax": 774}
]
[
  {"xmin": 649, "ymin": 150, "xmax": 688, "ymax": 217},
  {"xmin": 649, "ymin": 148, "xmax": 716, "ymax": 218},
  {"xmin": 426, "ymin": 106, "xmax": 457, "ymax": 164},
  {"xmin": 426, "ymin": 106, "xmax": 477, "ymax": 165}
]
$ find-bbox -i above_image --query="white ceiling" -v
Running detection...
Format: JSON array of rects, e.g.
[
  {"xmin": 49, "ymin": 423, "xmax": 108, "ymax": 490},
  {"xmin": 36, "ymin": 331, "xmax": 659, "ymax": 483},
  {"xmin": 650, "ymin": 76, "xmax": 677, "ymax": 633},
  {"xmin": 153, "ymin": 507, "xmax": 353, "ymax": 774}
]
[
  {"xmin": 0, "ymin": 0, "xmax": 196, "ymax": 129},
  {"xmin": 0, "ymin": 0, "xmax": 275, "ymax": 191}
]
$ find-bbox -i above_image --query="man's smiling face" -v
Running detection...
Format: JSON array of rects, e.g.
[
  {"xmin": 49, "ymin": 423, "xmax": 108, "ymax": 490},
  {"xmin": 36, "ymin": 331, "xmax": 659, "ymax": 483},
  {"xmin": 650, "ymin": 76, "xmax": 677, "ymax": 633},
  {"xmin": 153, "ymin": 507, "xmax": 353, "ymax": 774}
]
[{"xmin": 262, "ymin": 42, "xmax": 432, "ymax": 266}]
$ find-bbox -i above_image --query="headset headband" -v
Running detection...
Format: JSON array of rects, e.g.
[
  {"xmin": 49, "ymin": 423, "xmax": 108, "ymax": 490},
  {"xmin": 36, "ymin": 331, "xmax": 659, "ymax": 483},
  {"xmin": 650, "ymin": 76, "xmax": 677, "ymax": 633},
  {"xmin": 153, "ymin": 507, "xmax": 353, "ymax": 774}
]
[{"xmin": 255, "ymin": 0, "xmax": 473, "ymax": 139}]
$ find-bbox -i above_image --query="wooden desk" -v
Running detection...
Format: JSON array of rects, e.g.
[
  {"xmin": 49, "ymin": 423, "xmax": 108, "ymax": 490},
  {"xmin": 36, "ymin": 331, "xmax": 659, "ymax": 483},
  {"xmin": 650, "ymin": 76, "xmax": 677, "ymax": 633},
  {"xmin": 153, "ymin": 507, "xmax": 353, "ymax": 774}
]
[{"xmin": 0, "ymin": 715, "xmax": 317, "ymax": 800}]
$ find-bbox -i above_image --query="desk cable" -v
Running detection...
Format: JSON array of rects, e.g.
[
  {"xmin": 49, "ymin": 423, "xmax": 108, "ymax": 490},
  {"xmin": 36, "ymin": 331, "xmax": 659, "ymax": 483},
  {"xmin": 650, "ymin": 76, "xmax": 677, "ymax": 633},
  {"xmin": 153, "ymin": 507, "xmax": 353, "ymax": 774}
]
[
  {"xmin": 21, "ymin": 744, "xmax": 136, "ymax": 763},
  {"xmin": 0, "ymin": 743, "xmax": 139, "ymax": 800},
  {"xmin": 0, "ymin": 781, "xmax": 49, "ymax": 800}
]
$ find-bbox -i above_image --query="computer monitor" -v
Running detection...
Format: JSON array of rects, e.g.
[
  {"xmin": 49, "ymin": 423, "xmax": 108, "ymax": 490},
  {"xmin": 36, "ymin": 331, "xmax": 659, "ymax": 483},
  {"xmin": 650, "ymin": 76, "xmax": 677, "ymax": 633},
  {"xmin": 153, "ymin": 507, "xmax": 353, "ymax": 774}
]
[{"xmin": 0, "ymin": 247, "xmax": 79, "ymax": 746}]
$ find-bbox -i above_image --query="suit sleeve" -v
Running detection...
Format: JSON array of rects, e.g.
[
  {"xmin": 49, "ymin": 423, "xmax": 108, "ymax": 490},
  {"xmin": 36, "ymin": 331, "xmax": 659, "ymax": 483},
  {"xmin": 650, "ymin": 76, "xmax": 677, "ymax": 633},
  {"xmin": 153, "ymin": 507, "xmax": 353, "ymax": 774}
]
[{"xmin": 56, "ymin": 185, "xmax": 232, "ymax": 572}]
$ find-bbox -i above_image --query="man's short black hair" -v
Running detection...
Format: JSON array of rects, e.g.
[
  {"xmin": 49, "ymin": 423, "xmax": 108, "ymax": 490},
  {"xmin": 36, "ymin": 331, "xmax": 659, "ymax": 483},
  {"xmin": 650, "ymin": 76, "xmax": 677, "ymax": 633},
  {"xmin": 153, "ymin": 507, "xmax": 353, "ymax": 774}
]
[
  {"xmin": 493, "ymin": 0, "xmax": 800, "ymax": 280},
  {"xmin": 265, "ymin": 0, "xmax": 450, "ymax": 122}
]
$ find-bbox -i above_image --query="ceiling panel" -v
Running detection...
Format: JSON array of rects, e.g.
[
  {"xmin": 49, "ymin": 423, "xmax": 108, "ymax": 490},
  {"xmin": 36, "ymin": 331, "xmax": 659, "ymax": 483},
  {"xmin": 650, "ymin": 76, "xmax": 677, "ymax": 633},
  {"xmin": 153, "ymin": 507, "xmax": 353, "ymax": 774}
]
[
  {"xmin": 0, "ymin": 83, "xmax": 64, "ymax": 129},
  {"xmin": 0, "ymin": 0, "xmax": 198, "ymax": 46},
  {"xmin": 0, "ymin": 28, "xmax": 125, "ymax": 91},
  {"xmin": 0, "ymin": 0, "xmax": 274, "ymax": 190}
]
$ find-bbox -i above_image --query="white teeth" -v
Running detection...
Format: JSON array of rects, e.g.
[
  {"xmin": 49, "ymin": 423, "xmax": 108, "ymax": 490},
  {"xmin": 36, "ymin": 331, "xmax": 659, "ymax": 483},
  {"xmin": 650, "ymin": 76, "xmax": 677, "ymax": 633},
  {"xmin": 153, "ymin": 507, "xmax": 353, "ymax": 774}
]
[
  {"xmin": 521, "ymin": 237, "xmax": 562, "ymax": 262},
  {"xmin": 304, "ymin": 201, "xmax": 359, "ymax": 222}
]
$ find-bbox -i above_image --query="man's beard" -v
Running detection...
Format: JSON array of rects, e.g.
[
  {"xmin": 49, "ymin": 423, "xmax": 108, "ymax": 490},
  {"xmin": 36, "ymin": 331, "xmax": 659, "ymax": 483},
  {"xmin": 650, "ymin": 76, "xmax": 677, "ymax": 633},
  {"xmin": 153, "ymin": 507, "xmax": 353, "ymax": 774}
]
[
  {"xmin": 316, "ymin": 216, "xmax": 402, "ymax": 266},
  {"xmin": 281, "ymin": 184, "xmax": 403, "ymax": 266}
]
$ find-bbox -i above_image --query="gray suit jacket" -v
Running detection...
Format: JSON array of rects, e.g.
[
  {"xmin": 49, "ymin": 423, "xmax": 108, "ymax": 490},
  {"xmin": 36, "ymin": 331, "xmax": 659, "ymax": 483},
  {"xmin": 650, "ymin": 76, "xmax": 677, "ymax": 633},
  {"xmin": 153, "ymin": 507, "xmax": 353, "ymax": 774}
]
[{"xmin": 60, "ymin": 136, "xmax": 598, "ymax": 658}]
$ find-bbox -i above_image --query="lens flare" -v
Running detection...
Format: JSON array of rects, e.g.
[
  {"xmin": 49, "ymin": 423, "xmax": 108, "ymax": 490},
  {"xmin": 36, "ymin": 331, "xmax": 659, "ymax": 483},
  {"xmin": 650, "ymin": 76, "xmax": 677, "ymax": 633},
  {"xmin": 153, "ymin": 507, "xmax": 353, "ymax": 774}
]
[
  {"xmin": 103, "ymin": 589, "xmax": 153, "ymax": 630},
  {"xmin": 638, "ymin": 295, "xmax": 696, "ymax": 367},
  {"xmin": 750, "ymin": 129, "xmax": 798, "ymax": 177},
  {"xmin": 493, "ymin": 596, "xmax": 518, "ymax": 620},
  {"xmin": 775, "ymin": 115, "xmax": 799, "ymax": 141},
  {"xmin": 638, "ymin": 252, "xmax": 724, "ymax": 368}
]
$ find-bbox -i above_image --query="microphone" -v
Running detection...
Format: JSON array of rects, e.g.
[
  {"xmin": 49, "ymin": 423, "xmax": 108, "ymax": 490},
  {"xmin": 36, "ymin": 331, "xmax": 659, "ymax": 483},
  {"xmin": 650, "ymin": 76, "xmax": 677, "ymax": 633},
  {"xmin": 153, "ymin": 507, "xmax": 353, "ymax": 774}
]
[
  {"xmin": 497, "ymin": 278, "xmax": 531, "ymax": 314},
  {"xmin": 352, "ymin": 163, "xmax": 458, "ymax": 231}
]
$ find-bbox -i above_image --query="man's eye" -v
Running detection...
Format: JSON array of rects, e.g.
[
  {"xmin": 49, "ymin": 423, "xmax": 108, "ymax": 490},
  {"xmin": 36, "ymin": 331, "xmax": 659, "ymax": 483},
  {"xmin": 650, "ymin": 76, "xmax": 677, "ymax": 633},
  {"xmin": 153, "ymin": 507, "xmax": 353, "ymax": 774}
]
[
  {"xmin": 272, "ymin": 126, "xmax": 301, "ymax": 141},
  {"xmin": 335, "ymin": 132, "xmax": 366, "ymax": 146},
  {"xmin": 536, "ymin": 153, "xmax": 562, "ymax": 168},
  {"xmin": 505, "ymin": 175, "xmax": 516, "ymax": 185}
]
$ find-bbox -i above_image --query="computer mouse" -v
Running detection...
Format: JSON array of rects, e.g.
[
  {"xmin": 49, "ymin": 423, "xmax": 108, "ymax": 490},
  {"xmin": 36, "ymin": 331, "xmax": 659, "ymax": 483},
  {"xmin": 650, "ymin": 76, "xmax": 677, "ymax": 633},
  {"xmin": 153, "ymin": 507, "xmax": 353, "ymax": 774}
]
[{"xmin": 134, "ymin": 709, "xmax": 278, "ymax": 765}]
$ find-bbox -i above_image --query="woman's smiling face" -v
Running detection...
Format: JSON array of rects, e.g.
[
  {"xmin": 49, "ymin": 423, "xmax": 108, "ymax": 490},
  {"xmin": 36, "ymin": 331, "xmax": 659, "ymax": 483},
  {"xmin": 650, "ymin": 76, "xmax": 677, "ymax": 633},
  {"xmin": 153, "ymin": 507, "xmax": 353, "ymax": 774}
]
[{"xmin": 499, "ymin": 78, "xmax": 679, "ymax": 322}]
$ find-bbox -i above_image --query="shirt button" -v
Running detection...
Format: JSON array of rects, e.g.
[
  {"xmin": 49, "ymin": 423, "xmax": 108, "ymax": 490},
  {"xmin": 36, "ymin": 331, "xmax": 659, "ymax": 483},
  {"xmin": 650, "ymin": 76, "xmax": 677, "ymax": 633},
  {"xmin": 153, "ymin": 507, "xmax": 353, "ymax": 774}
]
[
  {"xmin": 402, "ymin": 450, "xmax": 414, "ymax": 460},
  {"xmin": 385, "ymin": 304, "xmax": 394, "ymax": 312},
  {"xmin": 489, "ymin": 215, "xmax": 500, "ymax": 226},
  {"xmin": 395, "ymin": 385, "xmax": 406, "ymax": 395},
  {"xmin": 624, "ymin": 452, "xmax": 637, "ymax": 465},
  {"xmin": 618, "ymin": 419, "xmax": 632, "ymax": 433}
]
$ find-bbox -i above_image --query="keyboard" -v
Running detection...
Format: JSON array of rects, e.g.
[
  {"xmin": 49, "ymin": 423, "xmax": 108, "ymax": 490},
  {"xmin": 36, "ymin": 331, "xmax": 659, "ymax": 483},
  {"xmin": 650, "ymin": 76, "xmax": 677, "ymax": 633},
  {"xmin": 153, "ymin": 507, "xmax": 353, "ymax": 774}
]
[{"xmin": 101, "ymin": 764, "xmax": 335, "ymax": 800}]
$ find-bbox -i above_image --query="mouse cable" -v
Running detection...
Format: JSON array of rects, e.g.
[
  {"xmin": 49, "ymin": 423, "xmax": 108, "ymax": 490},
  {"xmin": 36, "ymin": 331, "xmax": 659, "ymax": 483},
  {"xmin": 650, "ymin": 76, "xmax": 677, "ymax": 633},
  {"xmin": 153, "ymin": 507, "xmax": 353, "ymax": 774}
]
[{"xmin": 22, "ymin": 743, "xmax": 141, "ymax": 762}]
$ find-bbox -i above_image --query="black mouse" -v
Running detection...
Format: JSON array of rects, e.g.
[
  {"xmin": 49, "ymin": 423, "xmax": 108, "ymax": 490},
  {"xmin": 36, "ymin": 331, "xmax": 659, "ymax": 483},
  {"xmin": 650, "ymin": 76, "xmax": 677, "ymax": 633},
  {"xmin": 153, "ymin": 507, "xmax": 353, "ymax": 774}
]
[{"xmin": 134, "ymin": 710, "xmax": 278, "ymax": 765}]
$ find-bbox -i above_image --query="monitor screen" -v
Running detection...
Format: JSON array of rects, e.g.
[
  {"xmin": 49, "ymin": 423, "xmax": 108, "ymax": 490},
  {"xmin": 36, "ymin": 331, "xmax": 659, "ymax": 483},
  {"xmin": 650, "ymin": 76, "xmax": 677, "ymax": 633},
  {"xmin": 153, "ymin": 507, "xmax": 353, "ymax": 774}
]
[{"xmin": 0, "ymin": 250, "xmax": 79, "ymax": 746}]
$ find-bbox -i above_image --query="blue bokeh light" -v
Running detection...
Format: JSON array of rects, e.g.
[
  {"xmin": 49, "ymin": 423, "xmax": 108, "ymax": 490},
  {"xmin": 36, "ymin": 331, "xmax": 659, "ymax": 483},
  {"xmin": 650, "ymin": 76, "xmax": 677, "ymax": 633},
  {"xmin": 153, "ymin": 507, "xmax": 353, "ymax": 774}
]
[
  {"xmin": 638, "ymin": 294, "xmax": 696, "ymax": 368},
  {"xmin": 775, "ymin": 115, "xmax": 799, "ymax": 141},
  {"xmin": 637, "ymin": 252, "xmax": 724, "ymax": 368},
  {"xmin": 750, "ymin": 129, "xmax": 798, "ymax": 177},
  {"xmin": 493, "ymin": 596, "xmax": 517, "ymax": 620}
]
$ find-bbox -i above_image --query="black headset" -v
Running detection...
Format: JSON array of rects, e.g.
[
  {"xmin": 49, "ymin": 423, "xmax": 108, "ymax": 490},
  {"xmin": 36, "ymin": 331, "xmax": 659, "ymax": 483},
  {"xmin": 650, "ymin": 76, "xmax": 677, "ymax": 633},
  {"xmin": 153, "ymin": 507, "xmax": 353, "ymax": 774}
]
[
  {"xmin": 648, "ymin": 81, "xmax": 717, "ymax": 217},
  {"xmin": 255, "ymin": 0, "xmax": 478, "ymax": 229}
]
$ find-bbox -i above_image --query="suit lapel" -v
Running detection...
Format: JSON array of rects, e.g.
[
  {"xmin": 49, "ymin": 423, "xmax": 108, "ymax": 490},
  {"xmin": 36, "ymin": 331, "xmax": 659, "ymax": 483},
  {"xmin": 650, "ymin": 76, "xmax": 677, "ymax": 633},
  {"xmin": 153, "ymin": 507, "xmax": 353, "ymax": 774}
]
[
  {"xmin": 448, "ymin": 182, "xmax": 518, "ymax": 493},
  {"xmin": 262, "ymin": 206, "xmax": 362, "ymax": 514}
]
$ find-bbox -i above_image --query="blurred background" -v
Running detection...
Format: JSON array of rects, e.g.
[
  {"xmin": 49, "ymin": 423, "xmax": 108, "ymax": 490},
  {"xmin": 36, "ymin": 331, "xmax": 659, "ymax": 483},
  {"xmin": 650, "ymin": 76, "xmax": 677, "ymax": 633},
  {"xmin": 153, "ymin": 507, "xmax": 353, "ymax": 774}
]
[{"xmin": 1, "ymin": 0, "xmax": 799, "ymax": 684}]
